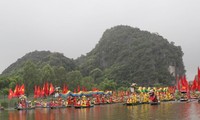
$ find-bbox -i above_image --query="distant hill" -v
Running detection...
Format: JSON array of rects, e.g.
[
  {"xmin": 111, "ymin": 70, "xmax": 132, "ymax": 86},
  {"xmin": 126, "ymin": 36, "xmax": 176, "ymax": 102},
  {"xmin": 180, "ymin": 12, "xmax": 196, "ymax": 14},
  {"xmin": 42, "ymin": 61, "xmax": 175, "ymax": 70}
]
[
  {"xmin": 77, "ymin": 25, "xmax": 185, "ymax": 86},
  {"xmin": 2, "ymin": 50, "xmax": 76, "ymax": 75},
  {"xmin": 1, "ymin": 25, "xmax": 185, "ymax": 87}
]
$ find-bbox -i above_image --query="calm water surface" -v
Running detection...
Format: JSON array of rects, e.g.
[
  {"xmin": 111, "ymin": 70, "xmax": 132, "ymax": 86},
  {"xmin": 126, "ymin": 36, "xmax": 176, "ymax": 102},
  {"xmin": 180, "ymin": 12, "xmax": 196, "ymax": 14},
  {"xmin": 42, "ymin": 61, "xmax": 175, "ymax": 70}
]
[{"xmin": 1, "ymin": 102, "xmax": 200, "ymax": 120}]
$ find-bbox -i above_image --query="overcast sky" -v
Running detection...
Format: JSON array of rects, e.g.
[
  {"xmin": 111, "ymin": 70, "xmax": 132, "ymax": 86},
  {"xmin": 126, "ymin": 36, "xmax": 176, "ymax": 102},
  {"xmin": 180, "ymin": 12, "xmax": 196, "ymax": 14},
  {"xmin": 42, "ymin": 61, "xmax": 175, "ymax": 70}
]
[{"xmin": 0, "ymin": 0, "xmax": 199, "ymax": 80}]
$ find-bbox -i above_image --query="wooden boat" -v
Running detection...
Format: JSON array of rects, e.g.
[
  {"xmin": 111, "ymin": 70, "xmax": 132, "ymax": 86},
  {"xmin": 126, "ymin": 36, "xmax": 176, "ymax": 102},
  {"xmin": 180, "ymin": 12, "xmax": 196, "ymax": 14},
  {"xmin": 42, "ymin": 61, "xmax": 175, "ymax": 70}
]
[
  {"xmin": 74, "ymin": 104, "xmax": 94, "ymax": 109},
  {"xmin": 124, "ymin": 102, "xmax": 141, "ymax": 106},
  {"xmin": 124, "ymin": 103, "xmax": 133, "ymax": 106},
  {"xmin": 94, "ymin": 102, "xmax": 100, "ymax": 105},
  {"xmin": 82, "ymin": 105, "xmax": 94, "ymax": 108},
  {"xmin": 141, "ymin": 102, "xmax": 149, "ymax": 104},
  {"xmin": 161, "ymin": 99, "xmax": 175, "ymax": 102},
  {"xmin": 50, "ymin": 105, "xmax": 72, "ymax": 109},
  {"xmin": 150, "ymin": 102, "xmax": 160, "ymax": 105},
  {"xmin": 74, "ymin": 105, "xmax": 82, "ymax": 109},
  {"xmin": 180, "ymin": 98, "xmax": 188, "ymax": 102},
  {"xmin": 16, "ymin": 107, "xmax": 35, "ymax": 110}
]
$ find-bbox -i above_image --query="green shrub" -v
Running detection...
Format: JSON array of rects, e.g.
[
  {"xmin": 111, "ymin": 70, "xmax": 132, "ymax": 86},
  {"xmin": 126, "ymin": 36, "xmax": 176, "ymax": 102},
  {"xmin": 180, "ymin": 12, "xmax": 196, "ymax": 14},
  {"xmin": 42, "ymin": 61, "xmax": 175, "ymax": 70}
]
[{"xmin": 1, "ymin": 101, "xmax": 8, "ymax": 108}]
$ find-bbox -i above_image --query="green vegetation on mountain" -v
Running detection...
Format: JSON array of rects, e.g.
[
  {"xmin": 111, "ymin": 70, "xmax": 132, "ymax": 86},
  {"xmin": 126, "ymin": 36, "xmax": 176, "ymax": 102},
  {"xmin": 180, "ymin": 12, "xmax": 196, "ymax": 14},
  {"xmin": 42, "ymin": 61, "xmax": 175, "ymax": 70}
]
[
  {"xmin": 77, "ymin": 25, "xmax": 185, "ymax": 86},
  {"xmin": 0, "ymin": 25, "xmax": 185, "ymax": 95}
]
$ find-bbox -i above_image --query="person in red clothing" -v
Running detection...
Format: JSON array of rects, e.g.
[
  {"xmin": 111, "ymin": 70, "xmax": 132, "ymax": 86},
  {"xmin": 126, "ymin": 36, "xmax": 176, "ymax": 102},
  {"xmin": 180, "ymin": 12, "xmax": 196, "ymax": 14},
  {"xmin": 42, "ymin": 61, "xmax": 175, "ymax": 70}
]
[
  {"xmin": 149, "ymin": 90, "xmax": 158, "ymax": 102},
  {"xmin": 101, "ymin": 96, "xmax": 105, "ymax": 103},
  {"xmin": 86, "ymin": 98, "xmax": 90, "ymax": 106}
]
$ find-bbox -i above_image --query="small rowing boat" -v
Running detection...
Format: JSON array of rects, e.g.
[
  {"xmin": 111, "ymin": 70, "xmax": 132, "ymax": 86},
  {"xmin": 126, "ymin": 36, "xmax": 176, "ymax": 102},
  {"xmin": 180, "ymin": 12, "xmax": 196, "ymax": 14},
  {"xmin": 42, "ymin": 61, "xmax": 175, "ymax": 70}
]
[
  {"xmin": 180, "ymin": 98, "xmax": 188, "ymax": 102},
  {"xmin": 74, "ymin": 104, "xmax": 94, "ymax": 109},
  {"xmin": 150, "ymin": 102, "xmax": 160, "ymax": 105},
  {"xmin": 50, "ymin": 105, "xmax": 72, "ymax": 109},
  {"xmin": 124, "ymin": 102, "xmax": 141, "ymax": 106},
  {"xmin": 15, "ymin": 107, "xmax": 35, "ymax": 110}
]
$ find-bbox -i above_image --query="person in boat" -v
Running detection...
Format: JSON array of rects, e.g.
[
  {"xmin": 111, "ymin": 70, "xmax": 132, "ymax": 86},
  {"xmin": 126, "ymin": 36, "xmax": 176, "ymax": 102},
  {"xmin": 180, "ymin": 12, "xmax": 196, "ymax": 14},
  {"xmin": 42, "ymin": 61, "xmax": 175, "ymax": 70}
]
[
  {"xmin": 81, "ymin": 96, "xmax": 87, "ymax": 106},
  {"xmin": 120, "ymin": 94, "xmax": 124, "ymax": 103},
  {"xmin": 132, "ymin": 93, "xmax": 138, "ymax": 103},
  {"xmin": 109, "ymin": 96, "xmax": 113, "ymax": 103},
  {"xmin": 143, "ymin": 93, "xmax": 149, "ymax": 103},
  {"xmin": 67, "ymin": 96, "xmax": 72, "ymax": 106},
  {"xmin": 149, "ymin": 90, "xmax": 158, "ymax": 103},
  {"xmin": 49, "ymin": 99, "xmax": 54, "ymax": 107},
  {"xmin": 18, "ymin": 101, "xmax": 23, "ymax": 108},
  {"xmin": 57, "ymin": 96, "xmax": 62, "ymax": 106},
  {"xmin": 51, "ymin": 99, "xmax": 58, "ymax": 107},
  {"xmin": 101, "ymin": 96, "xmax": 105, "ymax": 104},
  {"xmin": 86, "ymin": 98, "xmax": 91, "ymax": 106},
  {"xmin": 95, "ymin": 95, "xmax": 100, "ymax": 104},
  {"xmin": 28, "ymin": 101, "xmax": 34, "ymax": 108},
  {"xmin": 19, "ymin": 95, "xmax": 28, "ymax": 108},
  {"xmin": 139, "ymin": 92, "xmax": 144, "ymax": 103},
  {"xmin": 40, "ymin": 100, "xmax": 44, "ymax": 107},
  {"xmin": 64, "ymin": 99, "xmax": 68, "ymax": 106},
  {"xmin": 73, "ymin": 97, "xmax": 77, "ymax": 106},
  {"xmin": 91, "ymin": 97, "xmax": 95, "ymax": 104},
  {"xmin": 77, "ymin": 98, "xmax": 81, "ymax": 106},
  {"xmin": 126, "ymin": 96, "xmax": 132, "ymax": 104}
]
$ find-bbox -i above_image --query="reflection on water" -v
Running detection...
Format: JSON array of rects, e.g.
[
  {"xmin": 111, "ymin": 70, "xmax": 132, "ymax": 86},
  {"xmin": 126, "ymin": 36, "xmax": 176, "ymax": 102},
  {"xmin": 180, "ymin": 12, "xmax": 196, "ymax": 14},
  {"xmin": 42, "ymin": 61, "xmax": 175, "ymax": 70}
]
[{"xmin": 1, "ymin": 102, "xmax": 200, "ymax": 120}]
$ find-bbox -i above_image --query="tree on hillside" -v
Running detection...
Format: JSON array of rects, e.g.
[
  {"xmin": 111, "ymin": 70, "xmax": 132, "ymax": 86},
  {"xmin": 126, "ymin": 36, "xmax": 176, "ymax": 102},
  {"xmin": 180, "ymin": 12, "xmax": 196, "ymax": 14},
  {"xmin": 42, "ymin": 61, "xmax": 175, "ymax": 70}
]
[
  {"xmin": 41, "ymin": 64, "xmax": 55, "ymax": 83},
  {"xmin": 90, "ymin": 68, "xmax": 103, "ymax": 83},
  {"xmin": 80, "ymin": 76, "xmax": 95, "ymax": 90},
  {"xmin": 100, "ymin": 78, "xmax": 117, "ymax": 91},
  {"xmin": 54, "ymin": 66, "xmax": 67, "ymax": 86},
  {"xmin": 66, "ymin": 70, "xmax": 82, "ymax": 90},
  {"xmin": 23, "ymin": 61, "xmax": 41, "ymax": 95}
]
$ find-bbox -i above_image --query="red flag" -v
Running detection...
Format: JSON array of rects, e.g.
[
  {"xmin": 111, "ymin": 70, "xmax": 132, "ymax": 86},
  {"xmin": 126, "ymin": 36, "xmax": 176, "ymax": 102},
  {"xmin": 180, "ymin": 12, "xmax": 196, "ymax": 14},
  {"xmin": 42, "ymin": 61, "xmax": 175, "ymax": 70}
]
[
  {"xmin": 17, "ymin": 85, "xmax": 21, "ymax": 96},
  {"xmin": 8, "ymin": 89, "xmax": 13, "ymax": 99},
  {"xmin": 37, "ymin": 86, "xmax": 41, "ymax": 98},
  {"xmin": 44, "ymin": 82, "xmax": 49, "ymax": 96},
  {"xmin": 62, "ymin": 84, "xmax": 68, "ymax": 94},
  {"xmin": 20, "ymin": 84, "xmax": 25, "ymax": 95},
  {"xmin": 197, "ymin": 67, "xmax": 200, "ymax": 89},
  {"xmin": 62, "ymin": 84, "xmax": 66, "ymax": 93},
  {"xmin": 13, "ymin": 85, "xmax": 19, "ymax": 97},
  {"xmin": 41, "ymin": 85, "xmax": 45, "ymax": 97},
  {"xmin": 181, "ymin": 75, "xmax": 187, "ymax": 87},
  {"xmin": 49, "ymin": 83, "xmax": 55, "ymax": 95},
  {"xmin": 180, "ymin": 75, "xmax": 188, "ymax": 92},
  {"xmin": 191, "ymin": 77, "xmax": 197, "ymax": 91}
]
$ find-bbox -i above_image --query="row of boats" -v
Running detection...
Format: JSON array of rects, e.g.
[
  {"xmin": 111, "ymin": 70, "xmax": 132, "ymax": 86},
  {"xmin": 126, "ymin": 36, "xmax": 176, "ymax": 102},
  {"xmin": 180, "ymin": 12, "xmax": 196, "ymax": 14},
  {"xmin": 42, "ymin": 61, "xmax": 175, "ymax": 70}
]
[
  {"xmin": 14, "ymin": 90, "xmax": 163, "ymax": 110},
  {"xmin": 4, "ymin": 88, "xmax": 200, "ymax": 110},
  {"xmin": 14, "ymin": 95, "xmax": 116, "ymax": 110}
]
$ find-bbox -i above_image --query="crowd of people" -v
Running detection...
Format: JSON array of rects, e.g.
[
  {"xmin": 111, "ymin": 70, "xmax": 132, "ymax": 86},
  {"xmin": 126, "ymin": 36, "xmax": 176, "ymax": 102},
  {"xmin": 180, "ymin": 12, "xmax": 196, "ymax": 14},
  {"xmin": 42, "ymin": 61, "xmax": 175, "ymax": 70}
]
[{"xmin": 14, "ymin": 86, "xmax": 178, "ymax": 109}]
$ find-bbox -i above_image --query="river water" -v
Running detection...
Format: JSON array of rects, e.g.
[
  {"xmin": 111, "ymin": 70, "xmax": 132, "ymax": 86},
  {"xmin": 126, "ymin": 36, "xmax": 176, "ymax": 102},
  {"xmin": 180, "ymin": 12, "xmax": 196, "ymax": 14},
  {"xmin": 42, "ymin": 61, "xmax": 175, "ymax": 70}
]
[{"xmin": 1, "ymin": 101, "xmax": 200, "ymax": 120}]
